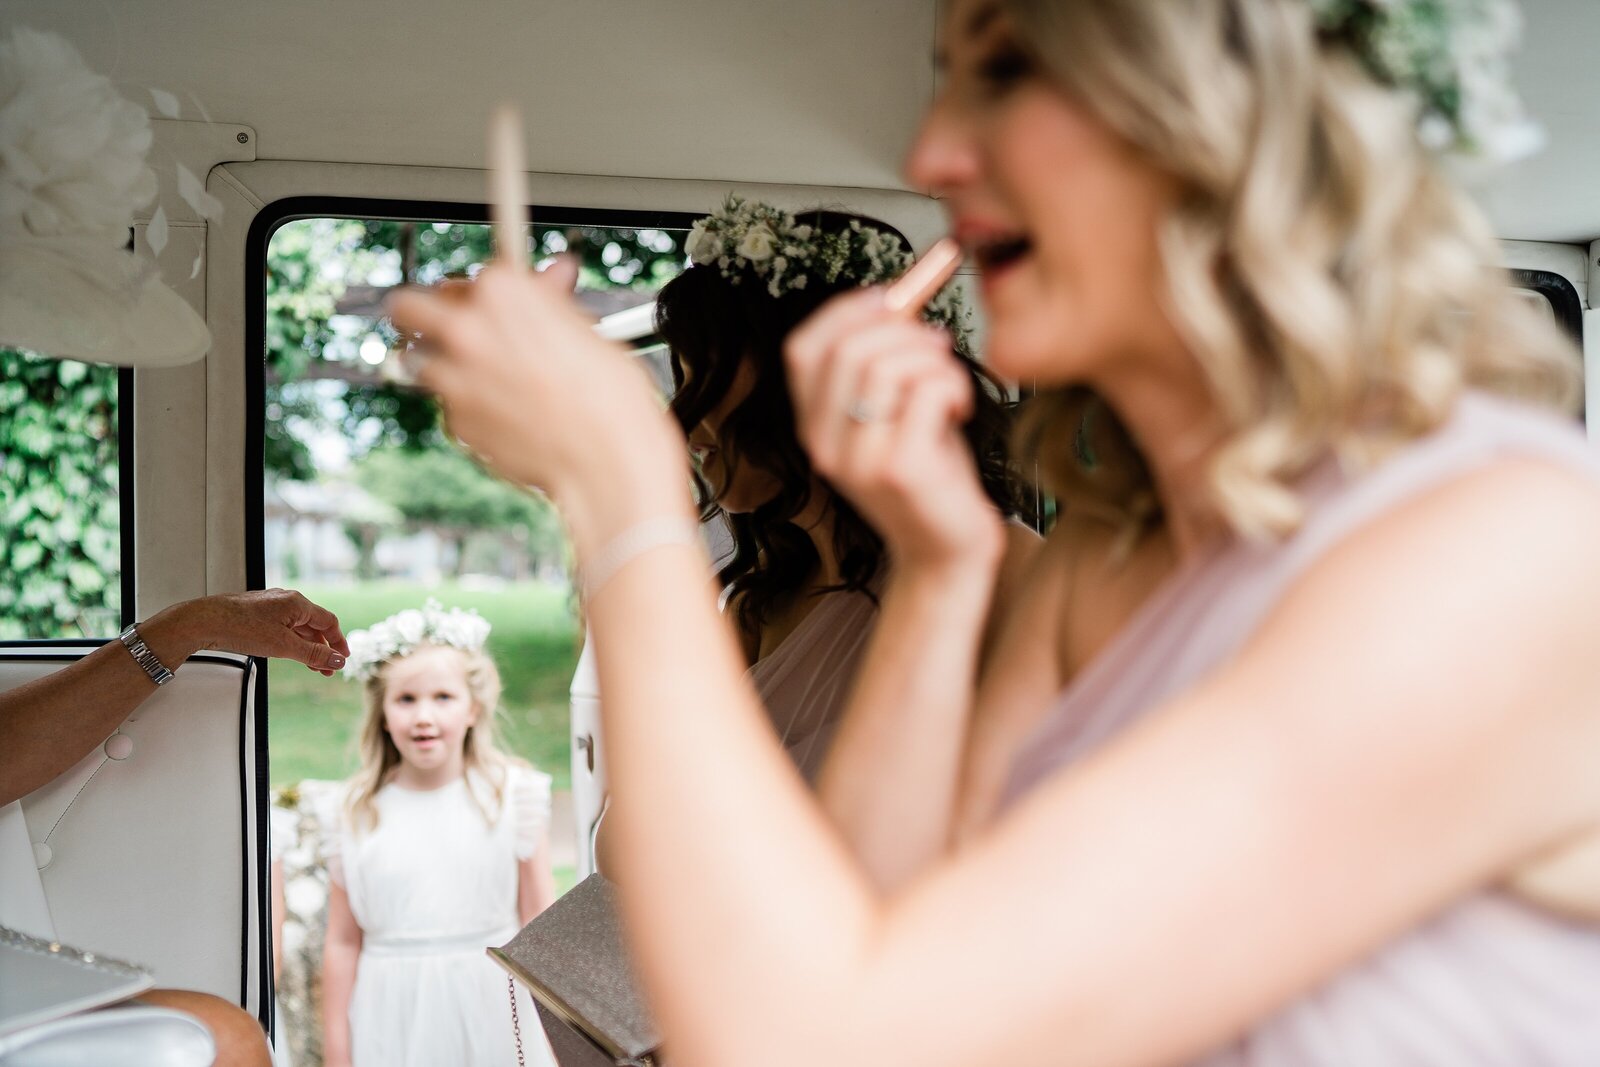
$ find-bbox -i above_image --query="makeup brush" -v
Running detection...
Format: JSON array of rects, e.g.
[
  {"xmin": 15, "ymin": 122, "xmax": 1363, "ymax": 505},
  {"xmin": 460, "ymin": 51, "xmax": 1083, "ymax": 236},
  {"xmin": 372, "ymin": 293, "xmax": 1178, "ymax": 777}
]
[
  {"xmin": 488, "ymin": 103, "xmax": 529, "ymax": 270},
  {"xmin": 883, "ymin": 237, "xmax": 963, "ymax": 318}
]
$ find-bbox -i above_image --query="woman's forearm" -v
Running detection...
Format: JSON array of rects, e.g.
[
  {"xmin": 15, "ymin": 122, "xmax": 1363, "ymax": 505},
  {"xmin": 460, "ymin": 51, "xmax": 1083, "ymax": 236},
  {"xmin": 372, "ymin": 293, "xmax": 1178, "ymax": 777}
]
[
  {"xmin": 0, "ymin": 607, "xmax": 203, "ymax": 806},
  {"xmin": 815, "ymin": 553, "xmax": 999, "ymax": 889},
  {"xmin": 574, "ymin": 469, "xmax": 882, "ymax": 1067}
]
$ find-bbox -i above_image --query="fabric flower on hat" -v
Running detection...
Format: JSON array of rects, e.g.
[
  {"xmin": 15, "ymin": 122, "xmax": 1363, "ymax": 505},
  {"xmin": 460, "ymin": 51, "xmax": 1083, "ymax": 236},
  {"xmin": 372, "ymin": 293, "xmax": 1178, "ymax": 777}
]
[
  {"xmin": 0, "ymin": 26, "xmax": 210, "ymax": 366},
  {"xmin": 0, "ymin": 28, "xmax": 158, "ymax": 244}
]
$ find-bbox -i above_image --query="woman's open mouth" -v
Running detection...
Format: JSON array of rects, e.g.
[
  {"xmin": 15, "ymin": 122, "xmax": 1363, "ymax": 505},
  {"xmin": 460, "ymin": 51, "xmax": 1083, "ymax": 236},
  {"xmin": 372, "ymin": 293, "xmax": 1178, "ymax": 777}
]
[{"xmin": 969, "ymin": 234, "xmax": 1032, "ymax": 275}]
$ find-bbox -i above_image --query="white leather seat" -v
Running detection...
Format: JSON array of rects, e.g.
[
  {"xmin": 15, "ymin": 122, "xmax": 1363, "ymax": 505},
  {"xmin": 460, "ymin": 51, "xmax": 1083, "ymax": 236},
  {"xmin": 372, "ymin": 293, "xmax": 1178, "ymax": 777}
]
[{"xmin": 0, "ymin": 646, "xmax": 267, "ymax": 1019}]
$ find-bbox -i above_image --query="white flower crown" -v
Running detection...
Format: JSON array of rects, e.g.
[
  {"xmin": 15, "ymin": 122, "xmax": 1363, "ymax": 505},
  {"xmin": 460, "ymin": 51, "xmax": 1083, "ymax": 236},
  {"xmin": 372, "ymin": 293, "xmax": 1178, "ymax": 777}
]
[
  {"xmin": 342, "ymin": 598, "xmax": 492, "ymax": 682},
  {"xmin": 682, "ymin": 197, "xmax": 973, "ymax": 349},
  {"xmin": 1311, "ymin": 0, "xmax": 1542, "ymax": 164}
]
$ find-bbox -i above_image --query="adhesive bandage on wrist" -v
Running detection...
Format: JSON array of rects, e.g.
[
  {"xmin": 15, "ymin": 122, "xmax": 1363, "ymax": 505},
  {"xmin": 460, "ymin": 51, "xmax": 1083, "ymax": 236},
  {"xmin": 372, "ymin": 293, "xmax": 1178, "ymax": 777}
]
[{"xmin": 580, "ymin": 516, "xmax": 702, "ymax": 601}]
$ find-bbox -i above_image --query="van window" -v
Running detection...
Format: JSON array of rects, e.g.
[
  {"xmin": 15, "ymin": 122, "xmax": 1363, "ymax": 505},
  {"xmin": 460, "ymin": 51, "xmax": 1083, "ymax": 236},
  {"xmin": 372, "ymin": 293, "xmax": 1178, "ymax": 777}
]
[
  {"xmin": 258, "ymin": 205, "xmax": 690, "ymax": 860},
  {"xmin": 0, "ymin": 349, "xmax": 128, "ymax": 639}
]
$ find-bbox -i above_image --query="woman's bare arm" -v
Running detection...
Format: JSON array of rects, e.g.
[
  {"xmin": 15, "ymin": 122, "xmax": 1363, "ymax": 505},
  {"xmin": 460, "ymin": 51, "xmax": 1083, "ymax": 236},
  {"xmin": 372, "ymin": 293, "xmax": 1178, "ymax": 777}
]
[
  {"xmin": 953, "ymin": 521, "xmax": 1076, "ymax": 840},
  {"xmin": 816, "ymin": 523, "xmax": 1043, "ymax": 890},
  {"xmin": 0, "ymin": 590, "xmax": 347, "ymax": 806},
  {"xmin": 598, "ymin": 458, "xmax": 1600, "ymax": 1067}
]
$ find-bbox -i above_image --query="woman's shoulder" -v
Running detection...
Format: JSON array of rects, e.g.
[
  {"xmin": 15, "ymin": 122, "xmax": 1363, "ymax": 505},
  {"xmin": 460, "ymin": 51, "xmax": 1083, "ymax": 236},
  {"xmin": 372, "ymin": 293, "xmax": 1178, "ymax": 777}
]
[
  {"xmin": 1331, "ymin": 391, "xmax": 1596, "ymax": 514},
  {"xmin": 1284, "ymin": 391, "xmax": 1600, "ymax": 580},
  {"xmin": 1258, "ymin": 440, "xmax": 1600, "ymax": 736}
]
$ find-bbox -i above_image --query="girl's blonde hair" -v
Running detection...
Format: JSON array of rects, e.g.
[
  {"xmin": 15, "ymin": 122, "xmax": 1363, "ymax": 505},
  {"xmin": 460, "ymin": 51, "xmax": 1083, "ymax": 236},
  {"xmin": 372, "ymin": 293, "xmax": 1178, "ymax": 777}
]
[
  {"xmin": 1004, "ymin": 0, "xmax": 1580, "ymax": 540},
  {"xmin": 345, "ymin": 643, "xmax": 524, "ymax": 833}
]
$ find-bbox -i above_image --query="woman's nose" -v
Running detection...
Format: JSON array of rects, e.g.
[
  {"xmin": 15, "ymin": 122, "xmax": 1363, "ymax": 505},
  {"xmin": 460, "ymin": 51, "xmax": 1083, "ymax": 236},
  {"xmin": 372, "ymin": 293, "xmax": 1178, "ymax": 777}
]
[{"xmin": 903, "ymin": 94, "xmax": 979, "ymax": 198}]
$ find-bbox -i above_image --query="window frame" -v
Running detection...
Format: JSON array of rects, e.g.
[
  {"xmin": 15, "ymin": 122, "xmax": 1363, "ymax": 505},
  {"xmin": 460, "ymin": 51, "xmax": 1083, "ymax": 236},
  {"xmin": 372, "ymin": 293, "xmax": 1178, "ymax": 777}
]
[{"xmin": 244, "ymin": 195, "xmax": 702, "ymax": 589}]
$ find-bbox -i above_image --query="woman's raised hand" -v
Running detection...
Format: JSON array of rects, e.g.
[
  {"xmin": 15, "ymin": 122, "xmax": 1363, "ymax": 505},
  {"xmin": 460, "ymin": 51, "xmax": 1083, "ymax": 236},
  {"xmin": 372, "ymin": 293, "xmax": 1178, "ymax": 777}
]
[
  {"xmin": 384, "ymin": 261, "xmax": 688, "ymax": 541},
  {"xmin": 785, "ymin": 288, "xmax": 1005, "ymax": 573}
]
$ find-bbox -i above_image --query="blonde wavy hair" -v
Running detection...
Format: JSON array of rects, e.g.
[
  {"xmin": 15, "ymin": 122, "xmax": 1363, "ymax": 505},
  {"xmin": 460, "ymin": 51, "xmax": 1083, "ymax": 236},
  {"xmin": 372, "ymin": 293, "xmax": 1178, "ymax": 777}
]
[
  {"xmin": 1005, "ymin": 0, "xmax": 1581, "ymax": 540},
  {"xmin": 344, "ymin": 643, "xmax": 523, "ymax": 833}
]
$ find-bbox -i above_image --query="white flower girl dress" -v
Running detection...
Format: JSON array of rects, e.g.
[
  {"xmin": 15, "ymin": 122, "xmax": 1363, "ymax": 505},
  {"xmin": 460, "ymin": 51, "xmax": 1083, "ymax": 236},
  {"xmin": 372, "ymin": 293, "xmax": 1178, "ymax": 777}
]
[{"xmin": 329, "ymin": 765, "xmax": 557, "ymax": 1067}]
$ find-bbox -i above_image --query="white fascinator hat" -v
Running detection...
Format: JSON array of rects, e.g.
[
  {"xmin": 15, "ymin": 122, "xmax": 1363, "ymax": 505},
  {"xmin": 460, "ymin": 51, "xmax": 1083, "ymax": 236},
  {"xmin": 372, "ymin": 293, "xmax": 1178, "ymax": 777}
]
[{"xmin": 0, "ymin": 27, "xmax": 209, "ymax": 367}]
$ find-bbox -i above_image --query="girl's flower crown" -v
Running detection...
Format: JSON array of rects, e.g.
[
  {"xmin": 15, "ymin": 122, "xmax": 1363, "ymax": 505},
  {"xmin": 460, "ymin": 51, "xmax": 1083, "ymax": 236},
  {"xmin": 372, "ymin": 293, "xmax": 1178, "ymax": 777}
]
[
  {"xmin": 682, "ymin": 197, "xmax": 973, "ymax": 350},
  {"xmin": 342, "ymin": 598, "xmax": 492, "ymax": 682},
  {"xmin": 1311, "ymin": 0, "xmax": 1542, "ymax": 164}
]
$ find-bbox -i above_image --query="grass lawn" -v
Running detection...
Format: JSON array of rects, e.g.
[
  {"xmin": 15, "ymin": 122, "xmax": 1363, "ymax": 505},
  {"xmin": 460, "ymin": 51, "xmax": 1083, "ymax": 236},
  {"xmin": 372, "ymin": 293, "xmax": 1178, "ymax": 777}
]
[{"xmin": 268, "ymin": 580, "xmax": 580, "ymax": 792}]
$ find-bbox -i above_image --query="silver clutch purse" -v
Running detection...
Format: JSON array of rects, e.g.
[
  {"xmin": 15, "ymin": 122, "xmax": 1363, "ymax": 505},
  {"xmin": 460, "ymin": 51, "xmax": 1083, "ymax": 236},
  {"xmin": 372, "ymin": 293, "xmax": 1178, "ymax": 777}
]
[
  {"xmin": 0, "ymin": 924, "xmax": 215, "ymax": 1066},
  {"xmin": 489, "ymin": 874, "xmax": 659, "ymax": 1067}
]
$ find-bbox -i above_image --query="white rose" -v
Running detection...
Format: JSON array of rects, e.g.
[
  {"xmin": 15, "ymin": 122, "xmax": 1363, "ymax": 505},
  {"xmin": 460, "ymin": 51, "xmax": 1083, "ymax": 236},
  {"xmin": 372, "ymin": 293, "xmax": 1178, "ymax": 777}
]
[
  {"xmin": 392, "ymin": 609, "xmax": 426, "ymax": 647},
  {"xmin": 736, "ymin": 224, "xmax": 778, "ymax": 262},
  {"xmin": 457, "ymin": 612, "xmax": 491, "ymax": 649},
  {"xmin": 685, "ymin": 220, "xmax": 721, "ymax": 265}
]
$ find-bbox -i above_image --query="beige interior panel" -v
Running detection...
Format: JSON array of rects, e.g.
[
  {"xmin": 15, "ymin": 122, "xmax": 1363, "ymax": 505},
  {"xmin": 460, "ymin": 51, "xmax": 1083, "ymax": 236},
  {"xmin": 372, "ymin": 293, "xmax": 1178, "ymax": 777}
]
[{"xmin": 130, "ymin": 121, "xmax": 257, "ymax": 618}]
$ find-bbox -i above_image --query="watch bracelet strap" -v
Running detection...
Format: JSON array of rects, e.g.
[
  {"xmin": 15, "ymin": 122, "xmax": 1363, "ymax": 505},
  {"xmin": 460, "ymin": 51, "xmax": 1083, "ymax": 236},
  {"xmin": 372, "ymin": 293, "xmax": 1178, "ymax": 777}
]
[{"xmin": 119, "ymin": 624, "xmax": 175, "ymax": 686}]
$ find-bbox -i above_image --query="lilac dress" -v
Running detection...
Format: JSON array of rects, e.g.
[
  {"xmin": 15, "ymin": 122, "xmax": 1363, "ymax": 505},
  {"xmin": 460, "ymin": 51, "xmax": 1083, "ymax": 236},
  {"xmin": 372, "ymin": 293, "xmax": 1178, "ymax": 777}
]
[
  {"xmin": 1001, "ymin": 393, "xmax": 1600, "ymax": 1065},
  {"xmin": 748, "ymin": 588, "xmax": 878, "ymax": 782}
]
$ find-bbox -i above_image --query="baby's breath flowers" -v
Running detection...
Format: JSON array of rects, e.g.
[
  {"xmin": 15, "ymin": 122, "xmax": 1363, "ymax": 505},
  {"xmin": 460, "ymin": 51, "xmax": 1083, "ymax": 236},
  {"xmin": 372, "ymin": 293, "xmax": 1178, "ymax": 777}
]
[
  {"xmin": 343, "ymin": 599, "xmax": 492, "ymax": 682},
  {"xmin": 684, "ymin": 196, "xmax": 973, "ymax": 351},
  {"xmin": 1309, "ymin": 0, "xmax": 1543, "ymax": 163}
]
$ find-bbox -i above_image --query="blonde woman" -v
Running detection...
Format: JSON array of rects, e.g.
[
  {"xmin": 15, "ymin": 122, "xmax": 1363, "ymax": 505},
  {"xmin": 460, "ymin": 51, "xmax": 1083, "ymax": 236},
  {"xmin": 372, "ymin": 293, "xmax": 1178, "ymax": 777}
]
[{"xmin": 390, "ymin": 0, "xmax": 1600, "ymax": 1063}]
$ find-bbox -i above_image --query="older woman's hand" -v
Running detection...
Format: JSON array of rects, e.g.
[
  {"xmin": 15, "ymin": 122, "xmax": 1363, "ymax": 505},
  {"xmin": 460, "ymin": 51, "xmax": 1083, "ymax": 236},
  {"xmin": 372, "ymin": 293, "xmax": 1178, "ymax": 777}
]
[
  {"xmin": 141, "ymin": 588, "xmax": 349, "ymax": 675},
  {"xmin": 785, "ymin": 288, "xmax": 1005, "ymax": 575}
]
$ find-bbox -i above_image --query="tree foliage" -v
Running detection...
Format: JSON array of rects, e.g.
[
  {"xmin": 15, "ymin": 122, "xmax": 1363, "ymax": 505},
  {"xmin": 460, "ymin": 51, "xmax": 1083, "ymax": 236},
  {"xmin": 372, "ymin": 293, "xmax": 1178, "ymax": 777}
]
[
  {"xmin": 0, "ymin": 349, "xmax": 121, "ymax": 638},
  {"xmin": 353, "ymin": 446, "xmax": 560, "ymax": 546},
  {"xmin": 264, "ymin": 218, "xmax": 684, "ymax": 481}
]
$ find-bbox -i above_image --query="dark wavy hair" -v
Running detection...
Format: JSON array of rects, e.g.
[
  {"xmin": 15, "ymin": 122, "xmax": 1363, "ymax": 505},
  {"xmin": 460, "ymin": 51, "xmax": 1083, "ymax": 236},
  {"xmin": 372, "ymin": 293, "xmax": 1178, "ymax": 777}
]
[{"xmin": 656, "ymin": 209, "xmax": 1030, "ymax": 647}]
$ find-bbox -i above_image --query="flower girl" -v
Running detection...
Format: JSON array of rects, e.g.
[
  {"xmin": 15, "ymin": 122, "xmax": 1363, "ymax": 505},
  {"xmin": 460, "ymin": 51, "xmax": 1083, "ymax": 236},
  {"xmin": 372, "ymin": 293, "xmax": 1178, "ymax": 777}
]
[{"xmin": 321, "ymin": 600, "xmax": 557, "ymax": 1067}]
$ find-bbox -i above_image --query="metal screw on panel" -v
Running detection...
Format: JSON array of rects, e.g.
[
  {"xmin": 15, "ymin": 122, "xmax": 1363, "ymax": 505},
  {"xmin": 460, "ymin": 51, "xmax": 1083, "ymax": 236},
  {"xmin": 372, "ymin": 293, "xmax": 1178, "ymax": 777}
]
[{"xmin": 237, "ymin": 131, "xmax": 249, "ymax": 144}]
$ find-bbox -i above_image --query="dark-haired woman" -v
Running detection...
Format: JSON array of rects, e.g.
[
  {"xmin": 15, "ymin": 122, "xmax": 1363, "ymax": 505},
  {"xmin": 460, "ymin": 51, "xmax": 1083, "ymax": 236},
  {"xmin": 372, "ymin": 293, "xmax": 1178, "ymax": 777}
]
[
  {"xmin": 592, "ymin": 201, "xmax": 1037, "ymax": 886},
  {"xmin": 658, "ymin": 205, "xmax": 1033, "ymax": 781}
]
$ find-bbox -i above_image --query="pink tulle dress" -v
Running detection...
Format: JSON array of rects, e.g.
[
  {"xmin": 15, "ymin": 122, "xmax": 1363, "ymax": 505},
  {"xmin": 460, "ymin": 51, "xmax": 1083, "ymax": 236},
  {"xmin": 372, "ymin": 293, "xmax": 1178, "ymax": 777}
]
[{"xmin": 748, "ymin": 586, "xmax": 878, "ymax": 781}]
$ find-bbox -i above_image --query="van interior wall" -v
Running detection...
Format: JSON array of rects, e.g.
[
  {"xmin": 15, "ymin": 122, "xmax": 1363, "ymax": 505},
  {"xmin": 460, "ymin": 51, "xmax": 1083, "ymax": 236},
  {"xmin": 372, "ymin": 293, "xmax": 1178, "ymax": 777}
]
[
  {"xmin": 5, "ymin": 0, "xmax": 1600, "ymax": 240},
  {"xmin": 0, "ymin": 0, "xmax": 939, "ymax": 191}
]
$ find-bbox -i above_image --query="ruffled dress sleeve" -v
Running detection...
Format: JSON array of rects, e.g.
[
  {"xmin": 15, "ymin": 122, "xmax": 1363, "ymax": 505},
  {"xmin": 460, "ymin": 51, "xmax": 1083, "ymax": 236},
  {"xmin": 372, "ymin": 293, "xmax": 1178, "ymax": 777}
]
[
  {"xmin": 268, "ymin": 803, "xmax": 298, "ymax": 865},
  {"xmin": 510, "ymin": 765, "xmax": 553, "ymax": 861},
  {"xmin": 314, "ymin": 785, "xmax": 349, "ymax": 889}
]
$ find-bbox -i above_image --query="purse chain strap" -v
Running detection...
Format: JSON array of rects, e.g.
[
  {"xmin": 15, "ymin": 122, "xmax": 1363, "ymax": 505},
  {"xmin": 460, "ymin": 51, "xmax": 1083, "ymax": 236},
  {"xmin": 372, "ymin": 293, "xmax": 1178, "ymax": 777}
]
[{"xmin": 508, "ymin": 974, "xmax": 527, "ymax": 1067}]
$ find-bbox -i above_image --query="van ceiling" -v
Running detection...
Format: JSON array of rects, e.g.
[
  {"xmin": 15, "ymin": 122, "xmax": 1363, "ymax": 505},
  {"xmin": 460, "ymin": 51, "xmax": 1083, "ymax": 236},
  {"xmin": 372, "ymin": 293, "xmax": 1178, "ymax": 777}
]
[
  {"xmin": 4, "ymin": 0, "xmax": 1596, "ymax": 244},
  {"xmin": 2, "ymin": 0, "xmax": 934, "ymax": 192}
]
